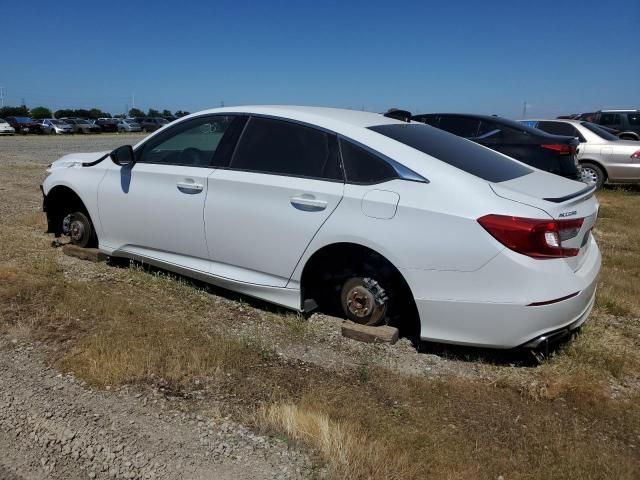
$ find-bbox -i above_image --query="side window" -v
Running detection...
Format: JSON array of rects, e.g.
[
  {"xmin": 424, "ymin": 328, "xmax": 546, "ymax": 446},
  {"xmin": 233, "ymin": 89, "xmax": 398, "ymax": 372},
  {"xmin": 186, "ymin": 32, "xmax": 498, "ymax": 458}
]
[
  {"xmin": 339, "ymin": 139, "xmax": 397, "ymax": 184},
  {"xmin": 438, "ymin": 116, "xmax": 481, "ymax": 138},
  {"xmin": 137, "ymin": 115, "xmax": 235, "ymax": 167},
  {"xmin": 230, "ymin": 117, "xmax": 342, "ymax": 180},
  {"xmin": 627, "ymin": 113, "xmax": 640, "ymax": 126},
  {"xmin": 600, "ymin": 113, "xmax": 621, "ymax": 126}
]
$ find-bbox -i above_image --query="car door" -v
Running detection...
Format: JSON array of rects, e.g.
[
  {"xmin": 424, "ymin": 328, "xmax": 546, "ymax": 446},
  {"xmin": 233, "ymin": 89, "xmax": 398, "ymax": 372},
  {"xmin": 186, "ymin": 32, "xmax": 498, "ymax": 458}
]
[
  {"xmin": 97, "ymin": 115, "xmax": 239, "ymax": 272},
  {"xmin": 204, "ymin": 116, "xmax": 345, "ymax": 287}
]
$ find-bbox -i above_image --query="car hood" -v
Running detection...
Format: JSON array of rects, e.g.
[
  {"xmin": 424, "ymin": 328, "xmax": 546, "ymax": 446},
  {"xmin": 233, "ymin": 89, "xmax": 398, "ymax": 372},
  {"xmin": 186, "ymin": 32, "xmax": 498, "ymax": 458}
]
[{"xmin": 48, "ymin": 151, "xmax": 110, "ymax": 170}]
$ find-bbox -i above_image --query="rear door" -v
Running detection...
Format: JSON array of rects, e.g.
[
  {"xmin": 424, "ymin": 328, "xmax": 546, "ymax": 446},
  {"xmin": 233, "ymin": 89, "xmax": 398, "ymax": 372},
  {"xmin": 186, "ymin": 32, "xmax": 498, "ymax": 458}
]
[{"xmin": 204, "ymin": 116, "xmax": 344, "ymax": 287}]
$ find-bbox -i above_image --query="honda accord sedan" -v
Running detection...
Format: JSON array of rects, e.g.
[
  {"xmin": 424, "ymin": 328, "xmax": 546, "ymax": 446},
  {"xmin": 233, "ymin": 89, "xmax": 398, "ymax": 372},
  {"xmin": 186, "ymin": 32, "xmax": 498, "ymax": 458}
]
[{"xmin": 41, "ymin": 106, "xmax": 601, "ymax": 349}]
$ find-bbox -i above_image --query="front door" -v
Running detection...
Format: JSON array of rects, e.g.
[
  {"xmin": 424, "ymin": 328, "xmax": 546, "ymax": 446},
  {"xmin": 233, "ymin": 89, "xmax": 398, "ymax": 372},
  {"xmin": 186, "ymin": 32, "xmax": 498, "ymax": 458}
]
[{"xmin": 97, "ymin": 115, "xmax": 237, "ymax": 272}]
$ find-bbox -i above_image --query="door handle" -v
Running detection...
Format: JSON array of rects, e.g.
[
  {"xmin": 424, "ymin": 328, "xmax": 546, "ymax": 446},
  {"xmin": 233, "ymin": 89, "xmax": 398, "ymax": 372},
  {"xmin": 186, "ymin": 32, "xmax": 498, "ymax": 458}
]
[
  {"xmin": 176, "ymin": 180, "xmax": 204, "ymax": 194},
  {"xmin": 290, "ymin": 195, "xmax": 328, "ymax": 212}
]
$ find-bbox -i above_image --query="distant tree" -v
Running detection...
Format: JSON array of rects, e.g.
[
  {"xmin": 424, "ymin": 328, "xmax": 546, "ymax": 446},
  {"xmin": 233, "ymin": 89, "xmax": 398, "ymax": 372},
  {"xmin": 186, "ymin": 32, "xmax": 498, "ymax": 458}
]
[
  {"xmin": 0, "ymin": 105, "xmax": 29, "ymax": 117},
  {"xmin": 147, "ymin": 108, "xmax": 161, "ymax": 117},
  {"xmin": 89, "ymin": 108, "xmax": 103, "ymax": 119},
  {"xmin": 162, "ymin": 109, "xmax": 173, "ymax": 118},
  {"xmin": 174, "ymin": 110, "xmax": 190, "ymax": 118},
  {"xmin": 128, "ymin": 108, "xmax": 145, "ymax": 118},
  {"xmin": 30, "ymin": 106, "xmax": 52, "ymax": 119}
]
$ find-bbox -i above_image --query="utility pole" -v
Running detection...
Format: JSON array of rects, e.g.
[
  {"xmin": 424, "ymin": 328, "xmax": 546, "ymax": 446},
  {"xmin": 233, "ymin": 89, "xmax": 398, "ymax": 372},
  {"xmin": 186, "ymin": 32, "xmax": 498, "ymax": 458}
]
[
  {"xmin": 0, "ymin": 87, "xmax": 5, "ymax": 107},
  {"xmin": 220, "ymin": 100, "xmax": 224, "ymax": 107},
  {"xmin": 131, "ymin": 93, "xmax": 135, "ymax": 110},
  {"xmin": 521, "ymin": 101, "xmax": 528, "ymax": 119}
]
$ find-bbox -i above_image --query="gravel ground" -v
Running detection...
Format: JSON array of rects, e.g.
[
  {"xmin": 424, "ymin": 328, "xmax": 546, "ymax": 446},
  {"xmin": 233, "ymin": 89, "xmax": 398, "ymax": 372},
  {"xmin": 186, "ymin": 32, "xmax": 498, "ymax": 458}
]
[
  {"xmin": 0, "ymin": 337, "xmax": 313, "ymax": 480},
  {"xmin": 0, "ymin": 133, "xmax": 147, "ymax": 165},
  {"xmin": 0, "ymin": 135, "xmax": 319, "ymax": 480}
]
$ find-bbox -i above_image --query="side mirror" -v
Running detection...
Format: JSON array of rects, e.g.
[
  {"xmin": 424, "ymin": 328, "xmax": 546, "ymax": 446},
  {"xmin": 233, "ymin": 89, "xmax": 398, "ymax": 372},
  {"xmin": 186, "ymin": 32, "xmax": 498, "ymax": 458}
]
[{"xmin": 110, "ymin": 145, "xmax": 135, "ymax": 166}]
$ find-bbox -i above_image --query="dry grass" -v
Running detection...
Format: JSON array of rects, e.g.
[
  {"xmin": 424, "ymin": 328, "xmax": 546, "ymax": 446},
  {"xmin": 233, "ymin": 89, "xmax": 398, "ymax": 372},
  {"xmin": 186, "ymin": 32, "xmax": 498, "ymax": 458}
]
[
  {"xmin": 259, "ymin": 403, "xmax": 418, "ymax": 480},
  {"xmin": 1, "ymin": 181, "xmax": 640, "ymax": 479}
]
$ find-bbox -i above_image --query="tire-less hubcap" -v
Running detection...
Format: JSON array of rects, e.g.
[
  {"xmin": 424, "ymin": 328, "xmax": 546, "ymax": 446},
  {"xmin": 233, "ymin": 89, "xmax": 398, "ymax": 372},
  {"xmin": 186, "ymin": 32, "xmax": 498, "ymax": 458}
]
[
  {"xmin": 581, "ymin": 167, "xmax": 598, "ymax": 186},
  {"xmin": 346, "ymin": 285, "xmax": 377, "ymax": 318},
  {"xmin": 69, "ymin": 220, "xmax": 85, "ymax": 242}
]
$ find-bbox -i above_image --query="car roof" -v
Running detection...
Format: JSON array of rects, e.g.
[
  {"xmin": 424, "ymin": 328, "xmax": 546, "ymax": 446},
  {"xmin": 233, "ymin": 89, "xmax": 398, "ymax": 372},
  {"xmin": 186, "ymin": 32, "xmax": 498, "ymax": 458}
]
[
  {"xmin": 188, "ymin": 105, "xmax": 403, "ymax": 129},
  {"xmin": 523, "ymin": 118, "xmax": 583, "ymax": 125}
]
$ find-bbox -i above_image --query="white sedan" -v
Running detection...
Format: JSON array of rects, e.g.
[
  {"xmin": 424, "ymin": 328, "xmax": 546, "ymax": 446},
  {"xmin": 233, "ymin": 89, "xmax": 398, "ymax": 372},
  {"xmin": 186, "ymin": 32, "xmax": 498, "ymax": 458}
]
[
  {"xmin": 41, "ymin": 106, "xmax": 601, "ymax": 349},
  {"xmin": 0, "ymin": 118, "xmax": 15, "ymax": 135}
]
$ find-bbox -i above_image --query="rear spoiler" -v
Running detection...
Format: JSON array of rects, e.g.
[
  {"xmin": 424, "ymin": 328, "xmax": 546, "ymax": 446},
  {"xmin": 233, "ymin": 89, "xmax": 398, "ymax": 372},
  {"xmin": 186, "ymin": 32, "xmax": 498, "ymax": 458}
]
[{"xmin": 543, "ymin": 184, "xmax": 596, "ymax": 203}]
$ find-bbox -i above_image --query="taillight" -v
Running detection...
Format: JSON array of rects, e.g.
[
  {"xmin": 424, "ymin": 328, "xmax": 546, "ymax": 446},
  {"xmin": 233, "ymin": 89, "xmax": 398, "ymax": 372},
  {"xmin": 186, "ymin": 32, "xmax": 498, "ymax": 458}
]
[
  {"xmin": 631, "ymin": 150, "xmax": 640, "ymax": 159},
  {"xmin": 477, "ymin": 215, "xmax": 584, "ymax": 259},
  {"xmin": 541, "ymin": 144, "xmax": 576, "ymax": 155}
]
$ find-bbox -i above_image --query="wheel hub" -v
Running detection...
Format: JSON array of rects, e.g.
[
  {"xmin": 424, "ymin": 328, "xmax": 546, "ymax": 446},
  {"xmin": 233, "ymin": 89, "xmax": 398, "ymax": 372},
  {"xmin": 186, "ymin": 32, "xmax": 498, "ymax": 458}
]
[
  {"xmin": 346, "ymin": 286, "xmax": 376, "ymax": 318},
  {"xmin": 581, "ymin": 167, "xmax": 598, "ymax": 185},
  {"xmin": 69, "ymin": 220, "xmax": 85, "ymax": 242}
]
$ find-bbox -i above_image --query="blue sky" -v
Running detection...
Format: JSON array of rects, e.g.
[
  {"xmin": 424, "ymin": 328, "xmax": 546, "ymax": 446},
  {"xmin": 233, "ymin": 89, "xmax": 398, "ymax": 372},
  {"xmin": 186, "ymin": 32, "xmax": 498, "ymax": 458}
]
[{"xmin": 2, "ymin": 0, "xmax": 638, "ymax": 118}]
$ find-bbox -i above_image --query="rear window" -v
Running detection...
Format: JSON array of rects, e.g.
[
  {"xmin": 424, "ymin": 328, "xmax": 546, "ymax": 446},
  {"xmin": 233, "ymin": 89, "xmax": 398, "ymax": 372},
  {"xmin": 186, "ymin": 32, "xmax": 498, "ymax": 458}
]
[
  {"xmin": 368, "ymin": 123, "xmax": 532, "ymax": 183},
  {"xmin": 628, "ymin": 113, "xmax": 640, "ymax": 126},
  {"xmin": 580, "ymin": 121, "xmax": 619, "ymax": 141}
]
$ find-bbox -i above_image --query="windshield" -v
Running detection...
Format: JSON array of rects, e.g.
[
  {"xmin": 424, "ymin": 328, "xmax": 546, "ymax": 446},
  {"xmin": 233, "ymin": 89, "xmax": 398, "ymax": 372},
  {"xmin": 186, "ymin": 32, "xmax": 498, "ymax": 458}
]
[
  {"xmin": 0, "ymin": 118, "xmax": 6, "ymax": 124},
  {"xmin": 76, "ymin": 120, "xmax": 90, "ymax": 125},
  {"xmin": 50, "ymin": 119, "xmax": 64, "ymax": 125},
  {"xmin": 15, "ymin": 117, "xmax": 32, "ymax": 123},
  {"xmin": 369, "ymin": 123, "xmax": 532, "ymax": 183},
  {"xmin": 581, "ymin": 122, "xmax": 619, "ymax": 141}
]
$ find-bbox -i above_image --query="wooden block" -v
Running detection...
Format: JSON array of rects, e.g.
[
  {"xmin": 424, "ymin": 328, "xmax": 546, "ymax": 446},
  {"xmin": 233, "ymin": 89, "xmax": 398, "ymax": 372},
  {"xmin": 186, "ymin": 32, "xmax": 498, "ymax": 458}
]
[
  {"xmin": 62, "ymin": 245, "xmax": 106, "ymax": 263},
  {"xmin": 341, "ymin": 320, "xmax": 399, "ymax": 345}
]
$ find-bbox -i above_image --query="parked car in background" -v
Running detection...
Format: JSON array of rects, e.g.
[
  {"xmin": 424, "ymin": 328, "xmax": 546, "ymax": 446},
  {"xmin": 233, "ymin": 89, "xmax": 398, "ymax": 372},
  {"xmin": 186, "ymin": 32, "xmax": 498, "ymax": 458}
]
[
  {"xmin": 62, "ymin": 118, "xmax": 102, "ymax": 134},
  {"xmin": 0, "ymin": 118, "xmax": 16, "ymax": 135},
  {"xmin": 135, "ymin": 117, "xmax": 169, "ymax": 132},
  {"xmin": 571, "ymin": 111, "xmax": 640, "ymax": 141},
  {"xmin": 521, "ymin": 119, "xmax": 640, "ymax": 188},
  {"xmin": 117, "ymin": 119, "xmax": 142, "ymax": 132},
  {"xmin": 37, "ymin": 119, "xmax": 73, "ymax": 134},
  {"xmin": 5, "ymin": 116, "xmax": 43, "ymax": 134},
  {"xmin": 95, "ymin": 118, "xmax": 119, "ymax": 133},
  {"xmin": 412, "ymin": 113, "xmax": 581, "ymax": 180},
  {"xmin": 42, "ymin": 106, "xmax": 601, "ymax": 350}
]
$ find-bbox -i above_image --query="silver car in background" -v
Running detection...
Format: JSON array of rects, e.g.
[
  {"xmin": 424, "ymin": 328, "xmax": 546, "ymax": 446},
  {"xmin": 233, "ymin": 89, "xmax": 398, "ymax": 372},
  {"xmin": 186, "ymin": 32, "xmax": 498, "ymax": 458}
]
[
  {"xmin": 38, "ymin": 119, "xmax": 74, "ymax": 134},
  {"xmin": 117, "ymin": 119, "xmax": 142, "ymax": 132},
  {"xmin": 522, "ymin": 119, "xmax": 640, "ymax": 188}
]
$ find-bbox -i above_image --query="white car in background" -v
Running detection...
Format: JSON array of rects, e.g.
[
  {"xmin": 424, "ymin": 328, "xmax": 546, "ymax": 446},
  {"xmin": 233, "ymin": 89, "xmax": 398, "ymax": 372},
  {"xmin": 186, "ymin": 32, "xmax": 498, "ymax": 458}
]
[
  {"xmin": 41, "ymin": 106, "xmax": 601, "ymax": 350},
  {"xmin": 522, "ymin": 119, "xmax": 640, "ymax": 188},
  {"xmin": 0, "ymin": 118, "xmax": 15, "ymax": 135}
]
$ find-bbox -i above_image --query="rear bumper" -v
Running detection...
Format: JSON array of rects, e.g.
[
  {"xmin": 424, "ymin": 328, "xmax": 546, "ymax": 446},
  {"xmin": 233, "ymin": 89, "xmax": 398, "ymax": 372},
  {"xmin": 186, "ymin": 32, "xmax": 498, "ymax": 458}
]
[{"xmin": 405, "ymin": 236, "xmax": 601, "ymax": 349}]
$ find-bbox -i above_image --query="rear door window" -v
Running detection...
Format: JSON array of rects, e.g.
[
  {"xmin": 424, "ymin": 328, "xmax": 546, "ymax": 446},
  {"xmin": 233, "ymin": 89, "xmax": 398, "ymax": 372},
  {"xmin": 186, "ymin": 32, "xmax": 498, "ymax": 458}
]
[
  {"xmin": 627, "ymin": 113, "xmax": 640, "ymax": 126},
  {"xmin": 369, "ymin": 123, "xmax": 531, "ymax": 182},
  {"xmin": 230, "ymin": 116, "xmax": 343, "ymax": 181}
]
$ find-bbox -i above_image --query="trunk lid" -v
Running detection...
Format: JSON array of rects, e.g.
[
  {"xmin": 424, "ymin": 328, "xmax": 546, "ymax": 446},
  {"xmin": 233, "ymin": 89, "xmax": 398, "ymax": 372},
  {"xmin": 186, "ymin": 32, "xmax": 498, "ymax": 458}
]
[{"xmin": 491, "ymin": 171, "xmax": 598, "ymax": 271}]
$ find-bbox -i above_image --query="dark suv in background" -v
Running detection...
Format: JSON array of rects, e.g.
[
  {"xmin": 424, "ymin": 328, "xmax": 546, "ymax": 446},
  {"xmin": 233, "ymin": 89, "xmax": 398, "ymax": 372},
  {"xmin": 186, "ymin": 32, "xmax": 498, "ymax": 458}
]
[
  {"xmin": 135, "ymin": 117, "xmax": 170, "ymax": 132},
  {"xmin": 574, "ymin": 110, "xmax": 639, "ymax": 141},
  {"xmin": 412, "ymin": 113, "xmax": 582, "ymax": 180},
  {"xmin": 5, "ymin": 116, "xmax": 43, "ymax": 134}
]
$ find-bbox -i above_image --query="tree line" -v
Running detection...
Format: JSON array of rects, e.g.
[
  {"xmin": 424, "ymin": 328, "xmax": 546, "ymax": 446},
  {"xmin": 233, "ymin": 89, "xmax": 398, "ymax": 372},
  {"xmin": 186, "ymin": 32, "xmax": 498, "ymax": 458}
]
[{"xmin": 0, "ymin": 105, "xmax": 191, "ymax": 120}]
